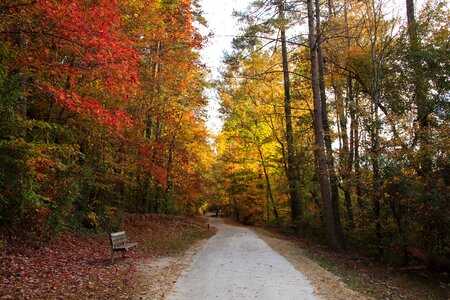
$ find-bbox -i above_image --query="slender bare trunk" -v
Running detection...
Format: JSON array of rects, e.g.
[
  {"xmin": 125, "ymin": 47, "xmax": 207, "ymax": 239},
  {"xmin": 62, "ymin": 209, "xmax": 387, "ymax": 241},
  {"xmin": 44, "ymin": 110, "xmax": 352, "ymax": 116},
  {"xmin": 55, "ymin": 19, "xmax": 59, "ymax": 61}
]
[
  {"xmin": 369, "ymin": 3, "xmax": 383, "ymax": 256},
  {"xmin": 371, "ymin": 101, "xmax": 383, "ymax": 257},
  {"xmin": 307, "ymin": 0, "xmax": 344, "ymax": 249},
  {"xmin": 315, "ymin": 0, "xmax": 345, "ymax": 244},
  {"xmin": 406, "ymin": 0, "xmax": 431, "ymax": 174},
  {"xmin": 277, "ymin": 0, "xmax": 302, "ymax": 221},
  {"xmin": 335, "ymin": 83, "xmax": 355, "ymax": 229},
  {"xmin": 257, "ymin": 148, "xmax": 279, "ymax": 221}
]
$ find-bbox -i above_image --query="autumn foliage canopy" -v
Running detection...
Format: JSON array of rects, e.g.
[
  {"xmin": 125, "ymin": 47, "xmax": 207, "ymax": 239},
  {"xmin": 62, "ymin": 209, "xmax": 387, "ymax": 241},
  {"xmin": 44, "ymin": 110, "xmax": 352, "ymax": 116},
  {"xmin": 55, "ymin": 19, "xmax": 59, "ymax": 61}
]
[{"xmin": 0, "ymin": 0, "xmax": 213, "ymax": 233}]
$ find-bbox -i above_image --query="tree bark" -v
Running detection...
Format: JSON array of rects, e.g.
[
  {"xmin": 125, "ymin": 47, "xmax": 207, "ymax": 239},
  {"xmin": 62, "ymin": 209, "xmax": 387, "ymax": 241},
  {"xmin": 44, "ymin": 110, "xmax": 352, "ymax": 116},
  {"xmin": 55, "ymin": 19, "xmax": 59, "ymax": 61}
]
[
  {"xmin": 307, "ymin": 0, "xmax": 344, "ymax": 249},
  {"xmin": 315, "ymin": 0, "xmax": 345, "ymax": 244},
  {"xmin": 371, "ymin": 102, "xmax": 383, "ymax": 258},
  {"xmin": 352, "ymin": 93, "xmax": 363, "ymax": 209},
  {"xmin": 406, "ymin": 0, "xmax": 431, "ymax": 174},
  {"xmin": 257, "ymin": 147, "xmax": 279, "ymax": 221},
  {"xmin": 342, "ymin": 0, "xmax": 357, "ymax": 227},
  {"xmin": 266, "ymin": 108, "xmax": 289, "ymax": 181},
  {"xmin": 335, "ymin": 83, "xmax": 355, "ymax": 229},
  {"xmin": 277, "ymin": 0, "xmax": 302, "ymax": 221},
  {"xmin": 369, "ymin": 4, "xmax": 383, "ymax": 257}
]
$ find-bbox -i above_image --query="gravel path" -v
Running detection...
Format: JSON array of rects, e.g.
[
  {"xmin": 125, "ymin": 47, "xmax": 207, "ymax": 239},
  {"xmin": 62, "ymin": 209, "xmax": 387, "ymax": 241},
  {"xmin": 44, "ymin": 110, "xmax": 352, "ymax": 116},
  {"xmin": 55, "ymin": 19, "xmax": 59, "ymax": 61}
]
[{"xmin": 167, "ymin": 217, "xmax": 318, "ymax": 300}]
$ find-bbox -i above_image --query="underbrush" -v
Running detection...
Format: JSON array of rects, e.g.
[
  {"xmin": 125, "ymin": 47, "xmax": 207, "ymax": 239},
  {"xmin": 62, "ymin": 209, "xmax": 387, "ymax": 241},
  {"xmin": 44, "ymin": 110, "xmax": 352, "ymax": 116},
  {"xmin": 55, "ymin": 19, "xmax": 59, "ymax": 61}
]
[{"xmin": 256, "ymin": 227, "xmax": 449, "ymax": 300}]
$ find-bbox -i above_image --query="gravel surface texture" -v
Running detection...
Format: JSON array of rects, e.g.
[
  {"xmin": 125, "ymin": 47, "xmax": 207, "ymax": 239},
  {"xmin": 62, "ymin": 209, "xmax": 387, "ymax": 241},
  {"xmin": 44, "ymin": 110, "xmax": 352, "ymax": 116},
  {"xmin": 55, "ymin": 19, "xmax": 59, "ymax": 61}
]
[
  {"xmin": 256, "ymin": 232, "xmax": 370, "ymax": 300},
  {"xmin": 167, "ymin": 217, "xmax": 318, "ymax": 300}
]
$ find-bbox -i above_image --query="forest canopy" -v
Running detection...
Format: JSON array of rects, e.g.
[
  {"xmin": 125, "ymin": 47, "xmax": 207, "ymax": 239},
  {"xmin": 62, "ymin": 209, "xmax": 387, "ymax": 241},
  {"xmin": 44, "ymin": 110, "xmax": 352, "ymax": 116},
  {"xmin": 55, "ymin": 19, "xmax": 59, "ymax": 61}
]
[
  {"xmin": 0, "ymin": 0, "xmax": 214, "ymax": 236},
  {"xmin": 0, "ymin": 0, "xmax": 449, "ymax": 267},
  {"xmin": 213, "ymin": 0, "xmax": 449, "ymax": 261}
]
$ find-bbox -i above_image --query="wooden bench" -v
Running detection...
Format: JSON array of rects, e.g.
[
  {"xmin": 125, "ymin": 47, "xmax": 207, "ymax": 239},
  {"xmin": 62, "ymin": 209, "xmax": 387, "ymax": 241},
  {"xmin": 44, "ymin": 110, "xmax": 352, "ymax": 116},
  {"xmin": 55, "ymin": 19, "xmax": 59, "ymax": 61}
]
[{"xmin": 109, "ymin": 231, "xmax": 138, "ymax": 263}]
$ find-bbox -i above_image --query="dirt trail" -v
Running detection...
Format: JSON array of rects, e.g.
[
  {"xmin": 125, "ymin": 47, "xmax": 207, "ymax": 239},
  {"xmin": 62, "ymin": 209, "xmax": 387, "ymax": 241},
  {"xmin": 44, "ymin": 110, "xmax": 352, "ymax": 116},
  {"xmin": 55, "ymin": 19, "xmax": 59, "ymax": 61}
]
[
  {"xmin": 138, "ymin": 217, "xmax": 368, "ymax": 299},
  {"xmin": 256, "ymin": 232, "xmax": 370, "ymax": 300},
  {"xmin": 136, "ymin": 239, "xmax": 210, "ymax": 299},
  {"xmin": 167, "ymin": 217, "xmax": 317, "ymax": 300}
]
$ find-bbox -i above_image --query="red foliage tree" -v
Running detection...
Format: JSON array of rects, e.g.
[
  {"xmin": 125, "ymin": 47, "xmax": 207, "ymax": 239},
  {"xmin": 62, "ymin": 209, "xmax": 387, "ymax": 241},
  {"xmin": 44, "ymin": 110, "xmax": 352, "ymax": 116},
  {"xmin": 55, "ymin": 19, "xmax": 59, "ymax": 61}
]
[{"xmin": 13, "ymin": 0, "xmax": 141, "ymax": 130}]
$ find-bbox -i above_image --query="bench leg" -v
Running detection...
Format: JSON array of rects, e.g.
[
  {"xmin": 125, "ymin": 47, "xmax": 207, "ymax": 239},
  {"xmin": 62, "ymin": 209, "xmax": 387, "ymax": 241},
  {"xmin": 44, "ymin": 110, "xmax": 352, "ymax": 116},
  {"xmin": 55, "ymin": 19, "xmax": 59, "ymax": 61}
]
[
  {"xmin": 122, "ymin": 249, "xmax": 126, "ymax": 258},
  {"xmin": 111, "ymin": 249, "xmax": 115, "ymax": 264}
]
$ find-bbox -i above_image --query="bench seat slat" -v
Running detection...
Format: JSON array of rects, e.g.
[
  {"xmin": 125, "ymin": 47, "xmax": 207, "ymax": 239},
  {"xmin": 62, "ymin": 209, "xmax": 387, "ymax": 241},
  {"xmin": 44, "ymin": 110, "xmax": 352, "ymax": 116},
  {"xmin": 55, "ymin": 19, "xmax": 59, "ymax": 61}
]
[
  {"xmin": 113, "ymin": 242, "xmax": 138, "ymax": 250},
  {"xmin": 110, "ymin": 231, "xmax": 126, "ymax": 237},
  {"xmin": 112, "ymin": 236, "xmax": 128, "ymax": 246}
]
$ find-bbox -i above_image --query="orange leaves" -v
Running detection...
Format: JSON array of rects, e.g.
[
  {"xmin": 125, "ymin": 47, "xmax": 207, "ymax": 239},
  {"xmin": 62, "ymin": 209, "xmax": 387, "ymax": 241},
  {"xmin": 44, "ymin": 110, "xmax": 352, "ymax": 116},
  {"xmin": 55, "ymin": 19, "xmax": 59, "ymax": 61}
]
[{"xmin": 2, "ymin": 0, "xmax": 211, "ymax": 217}]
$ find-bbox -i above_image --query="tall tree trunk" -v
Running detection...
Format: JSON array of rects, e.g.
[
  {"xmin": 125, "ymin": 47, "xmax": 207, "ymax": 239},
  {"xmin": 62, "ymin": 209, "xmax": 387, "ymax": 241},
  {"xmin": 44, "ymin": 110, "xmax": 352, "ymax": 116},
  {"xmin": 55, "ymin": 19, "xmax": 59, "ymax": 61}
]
[
  {"xmin": 164, "ymin": 138, "xmax": 175, "ymax": 208},
  {"xmin": 341, "ymin": 0, "xmax": 363, "ymax": 211},
  {"xmin": 149, "ymin": 41, "xmax": 164, "ymax": 212},
  {"xmin": 315, "ymin": 0, "xmax": 345, "ymax": 244},
  {"xmin": 406, "ymin": 0, "xmax": 431, "ymax": 174},
  {"xmin": 369, "ymin": 5, "xmax": 383, "ymax": 257},
  {"xmin": 371, "ymin": 102, "xmax": 383, "ymax": 258},
  {"xmin": 277, "ymin": 0, "xmax": 302, "ymax": 221},
  {"xmin": 257, "ymin": 147, "xmax": 279, "ymax": 221},
  {"xmin": 335, "ymin": 83, "xmax": 355, "ymax": 229},
  {"xmin": 341, "ymin": 0, "xmax": 357, "ymax": 227},
  {"xmin": 231, "ymin": 183, "xmax": 240, "ymax": 221},
  {"xmin": 352, "ymin": 93, "xmax": 364, "ymax": 209},
  {"xmin": 266, "ymin": 109, "xmax": 289, "ymax": 180},
  {"xmin": 307, "ymin": 0, "xmax": 344, "ymax": 249}
]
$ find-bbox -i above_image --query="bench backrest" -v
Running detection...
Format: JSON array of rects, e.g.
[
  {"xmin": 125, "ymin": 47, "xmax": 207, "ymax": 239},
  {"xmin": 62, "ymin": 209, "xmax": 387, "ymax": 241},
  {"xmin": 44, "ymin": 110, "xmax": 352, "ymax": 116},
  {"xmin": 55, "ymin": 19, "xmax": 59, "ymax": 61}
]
[{"xmin": 110, "ymin": 231, "xmax": 128, "ymax": 248}]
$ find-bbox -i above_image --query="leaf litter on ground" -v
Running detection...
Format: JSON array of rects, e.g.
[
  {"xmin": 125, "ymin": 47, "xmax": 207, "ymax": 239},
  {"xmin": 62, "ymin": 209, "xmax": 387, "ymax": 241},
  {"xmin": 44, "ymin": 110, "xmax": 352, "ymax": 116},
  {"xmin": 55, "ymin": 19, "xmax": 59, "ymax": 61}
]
[{"xmin": 0, "ymin": 214, "xmax": 212, "ymax": 299}]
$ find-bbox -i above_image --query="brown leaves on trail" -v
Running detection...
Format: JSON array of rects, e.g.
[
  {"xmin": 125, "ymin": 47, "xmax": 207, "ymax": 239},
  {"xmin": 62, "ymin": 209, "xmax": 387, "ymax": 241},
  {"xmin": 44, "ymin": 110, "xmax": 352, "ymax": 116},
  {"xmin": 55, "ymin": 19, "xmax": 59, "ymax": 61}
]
[{"xmin": 0, "ymin": 214, "xmax": 212, "ymax": 299}]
